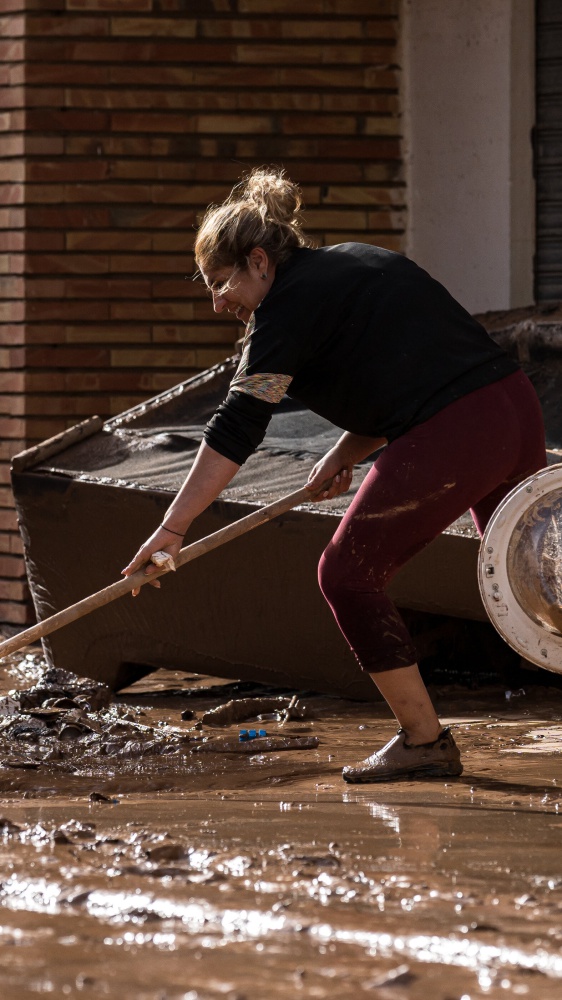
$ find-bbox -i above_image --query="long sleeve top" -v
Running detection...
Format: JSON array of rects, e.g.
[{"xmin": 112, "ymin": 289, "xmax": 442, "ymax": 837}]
[{"xmin": 204, "ymin": 243, "xmax": 518, "ymax": 465}]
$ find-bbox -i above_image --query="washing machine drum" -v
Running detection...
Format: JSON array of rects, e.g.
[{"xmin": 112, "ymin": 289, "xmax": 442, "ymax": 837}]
[{"xmin": 479, "ymin": 464, "xmax": 562, "ymax": 675}]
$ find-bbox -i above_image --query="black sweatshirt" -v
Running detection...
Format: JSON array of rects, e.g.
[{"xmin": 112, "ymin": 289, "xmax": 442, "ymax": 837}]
[{"xmin": 204, "ymin": 243, "xmax": 518, "ymax": 465}]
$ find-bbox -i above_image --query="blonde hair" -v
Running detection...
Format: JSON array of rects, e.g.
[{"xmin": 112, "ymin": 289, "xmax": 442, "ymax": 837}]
[{"xmin": 194, "ymin": 166, "xmax": 310, "ymax": 274}]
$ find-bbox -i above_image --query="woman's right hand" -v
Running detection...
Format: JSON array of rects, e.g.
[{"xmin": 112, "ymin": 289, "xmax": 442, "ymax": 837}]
[{"xmin": 121, "ymin": 526, "xmax": 186, "ymax": 597}]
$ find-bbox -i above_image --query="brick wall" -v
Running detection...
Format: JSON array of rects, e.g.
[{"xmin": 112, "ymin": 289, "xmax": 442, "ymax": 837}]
[{"xmin": 0, "ymin": 0, "xmax": 403, "ymax": 626}]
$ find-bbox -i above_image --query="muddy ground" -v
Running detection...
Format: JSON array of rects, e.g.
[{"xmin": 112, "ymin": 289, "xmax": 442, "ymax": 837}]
[{"xmin": 0, "ymin": 649, "xmax": 560, "ymax": 1000}]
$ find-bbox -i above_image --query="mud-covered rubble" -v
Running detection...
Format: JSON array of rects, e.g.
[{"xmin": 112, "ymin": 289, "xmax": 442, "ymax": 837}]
[
  {"xmin": 0, "ymin": 664, "xmax": 323, "ymax": 788},
  {"xmin": 0, "ymin": 666, "xmax": 201, "ymax": 775},
  {"xmin": 201, "ymin": 693, "xmax": 311, "ymax": 727}
]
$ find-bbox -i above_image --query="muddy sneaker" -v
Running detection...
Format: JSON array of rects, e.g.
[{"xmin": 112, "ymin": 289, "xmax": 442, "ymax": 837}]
[{"xmin": 342, "ymin": 727, "xmax": 463, "ymax": 783}]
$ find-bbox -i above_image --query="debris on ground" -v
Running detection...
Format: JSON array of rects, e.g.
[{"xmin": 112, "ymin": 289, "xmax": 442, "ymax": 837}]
[
  {"xmin": 193, "ymin": 734, "xmax": 320, "ymax": 754},
  {"xmin": 201, "ymin": 693, "xmax": 312, "ymax": 727}
]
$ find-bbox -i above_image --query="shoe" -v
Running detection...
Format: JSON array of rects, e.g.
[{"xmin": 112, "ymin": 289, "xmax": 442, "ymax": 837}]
[{"xmin": 342, "ymin": 727, "xmax": 463, "ymax": 783}]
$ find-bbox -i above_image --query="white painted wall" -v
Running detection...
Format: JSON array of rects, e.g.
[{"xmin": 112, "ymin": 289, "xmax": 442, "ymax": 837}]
[{"xmin": 402, "ymin": 0, "xmax": 535, "ymax": 313}]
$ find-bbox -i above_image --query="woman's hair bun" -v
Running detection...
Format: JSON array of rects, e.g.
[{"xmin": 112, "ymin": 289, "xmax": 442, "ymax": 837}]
[
  {"xmin": 240, "ymin": 166, "xmax": 302, "ymax": 227},
  {"xmin": 194, "ymin": 164, "xmax": 310, "ymax": 271}
]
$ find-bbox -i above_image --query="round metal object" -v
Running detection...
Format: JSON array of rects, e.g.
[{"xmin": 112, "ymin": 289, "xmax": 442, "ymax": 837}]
[{"xmin": 479, "ymin": 463, "xmax": 562, "ymax": 674}]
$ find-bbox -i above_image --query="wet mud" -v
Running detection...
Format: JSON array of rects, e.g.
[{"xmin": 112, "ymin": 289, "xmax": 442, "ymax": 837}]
[{"xmin": 0, "ymin": 651, "xmax": 560, "ymax": 999}]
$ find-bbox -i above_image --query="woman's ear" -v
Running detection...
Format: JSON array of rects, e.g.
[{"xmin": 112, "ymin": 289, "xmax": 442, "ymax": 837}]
[{"xmin": 249, "ymin": 246, "xmax": 268, "ymax": 273}]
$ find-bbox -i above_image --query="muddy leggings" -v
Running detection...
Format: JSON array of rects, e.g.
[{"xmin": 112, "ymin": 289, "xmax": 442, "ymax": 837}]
[{"xmin": 318, "ymin": 370, "xmax": 547, "ymax": 673}]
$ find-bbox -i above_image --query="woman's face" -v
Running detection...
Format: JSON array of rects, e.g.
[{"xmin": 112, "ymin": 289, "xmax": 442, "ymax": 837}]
[{"xmin": 200, "ymin": 247, "xmax": 275, "ymax": 326}]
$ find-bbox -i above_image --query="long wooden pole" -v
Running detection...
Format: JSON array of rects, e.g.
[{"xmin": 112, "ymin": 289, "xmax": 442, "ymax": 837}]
[{"xmin": 0, "ymin": 484, "xmax": 319, "ymax": 661}]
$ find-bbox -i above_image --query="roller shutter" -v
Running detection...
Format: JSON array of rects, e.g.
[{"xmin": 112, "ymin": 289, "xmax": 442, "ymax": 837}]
[{"xmin": 536, "ymin": 0, "xmax": 562, "ymax": 300}]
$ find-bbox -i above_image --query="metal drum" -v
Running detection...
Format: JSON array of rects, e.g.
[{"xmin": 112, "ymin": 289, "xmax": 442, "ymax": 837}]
[{"xmin": 479, "ymin": 464, "xmax": 562, "ymax": 674}]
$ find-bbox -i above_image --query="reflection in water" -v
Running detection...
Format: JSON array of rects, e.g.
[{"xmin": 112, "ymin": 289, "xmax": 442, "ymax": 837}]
[{"xmin": 0, "ymin": 651, "xmax": 561, "ymax": 998}]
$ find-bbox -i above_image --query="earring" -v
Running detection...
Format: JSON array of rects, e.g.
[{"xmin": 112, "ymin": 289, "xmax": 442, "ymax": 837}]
[{"xmin": 261, "ymin": 272, "xmax": 268, "ymax": 280}]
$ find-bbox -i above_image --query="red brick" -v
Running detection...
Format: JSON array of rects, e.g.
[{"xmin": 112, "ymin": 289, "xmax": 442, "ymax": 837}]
[
  {"xmin": 16, "ymin": 326, "xmax": 66, "ymax": 345},
  {"xmin": 0, "ymin": 301, "xmax": 25, "ymax": 323},
  {"xmin": 22, "ymin": 373, "xmax": 65, "ymax": 392},
  {"xmin": 10, "ymin": 534, "xmax": 23, "ymax": 556},
  {"xmin": 321, "ymin": 94, "xmax": 399, "ymax": 113},
  {"xmin": 65, "ymin": 135, "xmax": 170, "ymax": 157},
  {"xmin": 0, "ymin": 579, "xmax": 27, "ymax": 602},
  {"xmin": 26, "ymin": 16, "xmax": 109, "ymax": 37},
  {"xmin": 68, "ymin": 0, "xmax": 152, "ymax": 9},
  {"xmin": 238, "ymin": 0, "xmax": 398, "ymax": 11},
  {"xmin": 64, "ymin": 325, "xmax": 151, "ymax": 343},
  {"xmin": 0, "ymin": 276, "xmax": 23, "ymax": 297},
  {"xmin": 25, "ymin": 347, "xmax": 110, "ymax": 368},
  {"xmin": 110, "ymin": 112, "xmax": 195, "ymax": 134},
  {"xmin": 0, "ymin": 372, "xmax": 24, "ymax": 392},
  {"xmin": 24, "ymin": 254, "xmax": 109, "ymax": 275},
  {"xmin": 152, "ymin": 324, "xmax": 235, "ymax": 345},
  {"xmin": 0, "ymin": 600, "xmax": 30, "ymax": 626},
  {"xmin": 25, "ymin": 300, "xmax": 109, "ymax": 322},
  {"xmin": 26, "ymin": 162, "xmax": 111, "ymax": 182},
  {"xmin": 26, "ymin": 109, "xmax": 109, "ymax": 132},
  {"xmin": 201, "ymin": 18, "xmax": 364, "ymax": 40},
  {"xmin": 0, "ymin": 41, "xmax": 24, "ymax": 62},
  {"xmin": 110, "ymin": 347, "xmax": 229, "ymax": 368},
  {"xmin": 0, "ymin": 183, "xmax": 24, "ymax": 205},
  {"xmin": 25, "ymin": 418, "xmax": 70, "ymax": 439},
  {"xmin": 281, "ymin": 114, "xmax": 357, "ymax": 135},
  {"xmin": 0, "ymin": 86, "xmax": 24, "ymax": 109},
  {"xmin": 22, "ymin": 395, "xmax": 106, "ymax": 417},
  {"xmin": 25, "ymin": 64, "xmax": 106, "ymax": 85},
  {"xmin": 322, "ymin": 185, "xmax": 405, "ymax": 206},
  {"xmin": 110, "ymin": 301, "xmax": 194, "ymax": 321},
  {"xmin": 0, "ymin": 441, "xmax": 25, "ymax": 461},
  {"xmin": 0, "ymin": 554, "xmax": 25, "ymax": 578},
  {"xmin": 26, "ymin": 207, "xmax": 110, "ymax": 228},
  {"xmin": 7, "ymin": 254, "xmax": 24, "ymax": 274},
  {"xmin": 109, "ymin": 254, "xmax": 189, "ymax": 273},
  {"xmin": 316, "ymin": 138, "xmax": 401, "ymax": 160},
  {"xmin": 0, "ymin": 324, "xmax": 24, "ymax": 345},
  {"xmin": 23, "ymin": 87, "xmax": 65, "ymax": 108},
  {"xmin": 111, "ymin": 16, "xmax": 196, "ymax": 37},
  {"xmin": 0, "ymin": 134, "xmax": 24, "ymax": 157},
  {"xmin": 66, "ymin": 231, "xmax": 152, "ymax": 252},
  {"xmin": 62, "ymin": 182, "xmax": 153, "ymax": 204},
  {"xmin": 58, "ymin": 278, "xmax": 152, "ymax": 299},
  {"xmin": 25, "ymin": 233, "xmax": 65, "ymax": 251},
  {"xmin": 0, "ymin": 416, "xmax": 25, "ymax": 438},
  {"xmin": 23, "ymin": 185, "xmax": 65, "ymax": 206},
  {"xmin": 23, "ymin": 136, "xmax": 65, "ymax": 156},
  {"xmin": 237, "ymin": 43, "xmax": 392, "ymax": 65},
  {"xmin": 0, "ymin": 531, "xmax": 23, "ymax": 555}
]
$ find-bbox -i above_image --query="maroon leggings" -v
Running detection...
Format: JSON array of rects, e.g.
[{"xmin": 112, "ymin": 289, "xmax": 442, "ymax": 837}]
[{"xmin": 318, "ymin": 371, "xmax": 547, "ymax": 673}]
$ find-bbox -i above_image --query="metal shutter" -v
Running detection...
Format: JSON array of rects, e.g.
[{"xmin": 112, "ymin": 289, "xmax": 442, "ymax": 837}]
[{"xmin": 536, "ymin": 0, "xmax": 562, "ymax": 300}]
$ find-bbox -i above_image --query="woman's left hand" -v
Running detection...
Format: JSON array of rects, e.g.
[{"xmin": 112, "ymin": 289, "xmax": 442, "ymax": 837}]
[{"xmin": 305, "ymin": 448, "xmax": 354, "ymax": 501}]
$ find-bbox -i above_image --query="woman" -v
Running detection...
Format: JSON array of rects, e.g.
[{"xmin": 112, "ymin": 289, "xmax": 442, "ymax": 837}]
[{"xmin": 122, "ymin": 167, "xmax": 546, "ymax": 783}]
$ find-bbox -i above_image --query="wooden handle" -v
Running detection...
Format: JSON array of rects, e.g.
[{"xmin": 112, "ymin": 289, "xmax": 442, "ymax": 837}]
[{"xmin": 0, "ymin": 483, "xmax": 319, "ymax": 660}]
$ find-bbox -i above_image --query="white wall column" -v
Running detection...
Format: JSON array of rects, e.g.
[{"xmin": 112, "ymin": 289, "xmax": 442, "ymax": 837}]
[{"xmin": 402, "ymin": 0, "xmax": 535, "ymax": 313}]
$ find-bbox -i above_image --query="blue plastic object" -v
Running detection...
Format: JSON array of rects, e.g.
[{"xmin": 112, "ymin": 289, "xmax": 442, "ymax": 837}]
[{"xmin": 239, "ymin": 728, "xmax": 267, "ymax": 742}]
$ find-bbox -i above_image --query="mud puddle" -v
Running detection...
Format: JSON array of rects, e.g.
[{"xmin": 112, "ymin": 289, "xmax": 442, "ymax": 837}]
[{"xmin": 0, "ymin": 650, "xmax": 560, "ymax": 999}]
